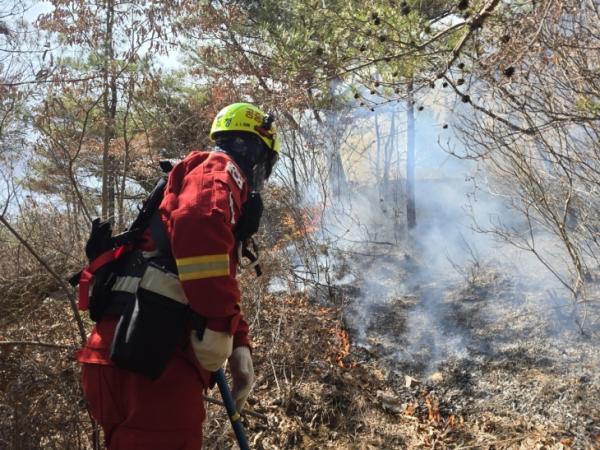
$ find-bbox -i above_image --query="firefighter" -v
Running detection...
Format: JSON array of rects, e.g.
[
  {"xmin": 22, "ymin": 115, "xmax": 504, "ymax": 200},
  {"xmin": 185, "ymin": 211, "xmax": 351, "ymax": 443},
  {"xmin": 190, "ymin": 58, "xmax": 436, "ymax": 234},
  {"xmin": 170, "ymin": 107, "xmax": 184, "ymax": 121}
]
[{"xmin": 77, "ymin": 103, "xmax": 280, "ymax": 449}]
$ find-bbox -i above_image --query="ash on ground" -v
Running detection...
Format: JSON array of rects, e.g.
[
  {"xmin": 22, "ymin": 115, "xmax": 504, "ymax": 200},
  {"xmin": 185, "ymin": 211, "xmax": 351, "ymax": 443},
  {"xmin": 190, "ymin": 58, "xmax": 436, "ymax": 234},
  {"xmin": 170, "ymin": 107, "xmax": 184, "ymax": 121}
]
[{"xmin": 341, "ymin": 249, "xmax": 600, "ymax": 449}]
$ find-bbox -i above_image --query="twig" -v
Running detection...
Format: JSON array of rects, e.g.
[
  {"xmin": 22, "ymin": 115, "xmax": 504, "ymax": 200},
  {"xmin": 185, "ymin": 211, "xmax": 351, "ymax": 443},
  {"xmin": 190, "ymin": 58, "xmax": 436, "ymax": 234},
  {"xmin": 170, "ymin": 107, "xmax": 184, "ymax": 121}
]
[
  {"xmin": 456, "ymin": 435, "xmax": 529, "ymax": 449},
  {"xmin": 0, "ymin": 215, "xmax": 87, "ymax": 345},
  {"xmin": 402, "ymin": 414, "xmax": 419, "ymax": 421},
  {"xmin": 340, "ymin": 238, "xmax": 396, "ymax": 246},
  {"xmin": 204, "ymin": 396, "xmax": 269, "ymax": 421},
  {"xmin": 439, "ymin": 0, "xmax": 501, "ymax": 76},
  {"xmin": 0, "ymin": 340, "xmax": 77, "ymax": 350},
  {"xmin": 0, "ymin": 76, "xmax": 100, "ymax": 87}
]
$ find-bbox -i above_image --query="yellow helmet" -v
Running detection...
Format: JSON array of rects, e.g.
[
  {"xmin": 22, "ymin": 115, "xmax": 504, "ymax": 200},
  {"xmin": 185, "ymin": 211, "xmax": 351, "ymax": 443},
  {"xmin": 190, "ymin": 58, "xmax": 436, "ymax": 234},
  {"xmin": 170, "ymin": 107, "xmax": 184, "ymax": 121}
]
[{"xmin": 210, "ymin": 103, "xmax": 281, "ymax": 153}]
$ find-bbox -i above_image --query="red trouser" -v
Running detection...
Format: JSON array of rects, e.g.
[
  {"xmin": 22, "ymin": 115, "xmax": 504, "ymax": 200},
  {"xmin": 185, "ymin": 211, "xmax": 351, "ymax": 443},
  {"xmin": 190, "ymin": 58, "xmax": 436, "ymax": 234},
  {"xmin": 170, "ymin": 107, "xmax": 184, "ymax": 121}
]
[{"xmin": 81, "ymin": 356, "xmax": 206, "ymax": 450}]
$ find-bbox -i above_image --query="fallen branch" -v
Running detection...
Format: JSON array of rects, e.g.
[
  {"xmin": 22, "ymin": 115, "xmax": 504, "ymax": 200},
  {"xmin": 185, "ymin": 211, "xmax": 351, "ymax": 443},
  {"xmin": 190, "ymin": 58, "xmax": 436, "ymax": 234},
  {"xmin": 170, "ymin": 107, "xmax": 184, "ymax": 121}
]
[
  {"xmin": 456, "ymin": 435, "xmax": 529, "ymax": 449},
  {"xmin": 204, "ymin": 396, "xmax": 269, "ymax": 422}
]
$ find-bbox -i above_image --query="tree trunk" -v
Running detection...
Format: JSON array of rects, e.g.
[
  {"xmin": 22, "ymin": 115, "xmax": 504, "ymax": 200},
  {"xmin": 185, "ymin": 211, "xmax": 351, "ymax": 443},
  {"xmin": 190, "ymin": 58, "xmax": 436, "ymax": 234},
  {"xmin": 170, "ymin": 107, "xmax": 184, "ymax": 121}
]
[
  {"xmin": 406, "ymin": 80, "xmax": 416, "ymax": 230},
  {"xmin": 313, "ymin": 109, "xmax": 347, "ymax": 198},
  {"xmin": 117, "ymin": 75, "xmax": 135, "ymax": 231},
  {"xmin": 101, "ymin": 0, "xmax": 116, "ymax": 223},
  {"xmin": 329, "ymin": 148, "xmax": 347, "ymax": 198},
  {"xmin": 374, "ymin": 111, "xmax": 382, "ymax": 183},
  {"xmin": 108, "ymin": 155, "xmax": 115, "ymax": 224},
  {"xmin": 290, "ymin": 131, "xmax": 301, "ymax": 202}
]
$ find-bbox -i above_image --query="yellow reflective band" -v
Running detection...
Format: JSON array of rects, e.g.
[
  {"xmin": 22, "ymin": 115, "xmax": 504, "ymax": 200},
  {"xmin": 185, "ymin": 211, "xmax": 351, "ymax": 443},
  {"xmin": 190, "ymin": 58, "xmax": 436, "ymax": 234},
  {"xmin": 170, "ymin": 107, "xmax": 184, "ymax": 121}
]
[
  {"xmin": 177, "ymin": 254, "xmax": 229, "ymax": 267},
  {"xmin": 176, "ymin": 254, "xmax": 230, "ymax": 281},
  {"xmin": 230, "ymin": 412, "xmax": 241, "ymax": 422}
]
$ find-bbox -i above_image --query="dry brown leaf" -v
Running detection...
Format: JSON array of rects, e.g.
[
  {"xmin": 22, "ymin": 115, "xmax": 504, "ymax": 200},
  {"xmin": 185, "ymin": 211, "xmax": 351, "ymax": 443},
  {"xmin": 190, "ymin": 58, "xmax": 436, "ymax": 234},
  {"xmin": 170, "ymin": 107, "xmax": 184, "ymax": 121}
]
[
  {"xmin": 559, "ymin": 437, "xmax": 573, "ymax": 447},
  {"xmin": 404, "ymin": 401, "xmax": 417, "ymax": 417}
]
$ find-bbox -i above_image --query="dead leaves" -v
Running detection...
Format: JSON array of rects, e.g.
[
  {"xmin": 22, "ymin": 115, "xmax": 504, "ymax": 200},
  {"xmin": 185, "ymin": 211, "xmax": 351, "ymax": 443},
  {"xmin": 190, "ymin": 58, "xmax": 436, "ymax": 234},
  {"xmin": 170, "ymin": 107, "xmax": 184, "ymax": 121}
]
[
  {"xmin": 401, "ymin": 390, "xmax": 462, "ymax": 428},
  {"xmin": 559, "ymin": 437, "xmax": 574, "ymax": 447},
  {"xmin": 404, "ymin": 401, "xmax": 417, "ymax": 417},
  {"xmin": 397, "ymin": 390, "xmax": 470, "ymax": 448}
]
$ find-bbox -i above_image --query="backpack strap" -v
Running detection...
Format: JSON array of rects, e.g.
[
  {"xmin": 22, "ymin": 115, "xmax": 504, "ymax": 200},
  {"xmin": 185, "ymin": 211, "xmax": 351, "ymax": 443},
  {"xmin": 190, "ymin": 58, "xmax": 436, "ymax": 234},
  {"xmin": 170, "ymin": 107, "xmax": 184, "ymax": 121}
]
[
  {"xmin": 72, "ymin": 161, "xmax": 175, "ymax": 314},
  {"xmin": 69, "ymin": 162, "xmax": 174, "ymax": 288},
  {"xmin": 78, "ymin": 244, "xmax": 133, "ymax": 311},
  {"xmin": 148, "ymin": 212, "xmax": 177, "ymax": 274}
]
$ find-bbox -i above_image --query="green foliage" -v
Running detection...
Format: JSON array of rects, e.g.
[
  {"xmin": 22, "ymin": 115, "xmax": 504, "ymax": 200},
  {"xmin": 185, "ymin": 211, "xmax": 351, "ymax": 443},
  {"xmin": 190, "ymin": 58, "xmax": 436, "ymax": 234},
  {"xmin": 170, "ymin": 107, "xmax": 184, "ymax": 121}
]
[
  {"xmin": 575, "ymin": 95, "xmax": 600, "ymax": 113},
  {"xmin": 184, "ymin": 0, "xmax": 491, "ymax": 113},
  {"xmin": 134, "ymin": 73, "xmax": 212, "ymax": 158}
]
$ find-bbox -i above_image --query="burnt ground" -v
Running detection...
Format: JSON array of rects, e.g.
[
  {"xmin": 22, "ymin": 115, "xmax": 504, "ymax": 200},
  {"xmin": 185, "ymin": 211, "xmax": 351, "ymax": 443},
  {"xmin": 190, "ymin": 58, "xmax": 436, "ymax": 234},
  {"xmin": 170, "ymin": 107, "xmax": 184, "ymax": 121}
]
[
  {"xmin": 198, "ymin": 243, "xmax": 600, "ymax": 449},
  {"xmin": 339, "ymin": 250, "xmax": 600, "ymax": 450}
]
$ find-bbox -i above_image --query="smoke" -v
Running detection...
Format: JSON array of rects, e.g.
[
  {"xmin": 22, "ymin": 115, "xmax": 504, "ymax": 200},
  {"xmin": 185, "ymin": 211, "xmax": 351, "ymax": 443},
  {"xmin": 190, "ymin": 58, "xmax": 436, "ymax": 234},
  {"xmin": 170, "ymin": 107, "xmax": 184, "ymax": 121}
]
[{"xmin": 282, "ymin": 94, "xmax": 600, "ymax": 376}]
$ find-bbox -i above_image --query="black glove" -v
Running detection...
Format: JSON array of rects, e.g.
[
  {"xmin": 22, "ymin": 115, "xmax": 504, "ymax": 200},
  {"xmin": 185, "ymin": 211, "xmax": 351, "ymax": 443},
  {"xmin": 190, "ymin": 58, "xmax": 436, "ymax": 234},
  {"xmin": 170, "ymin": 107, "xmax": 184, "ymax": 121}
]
[{"xmin": 234, "ymin": 193, "xmax": 263, "ymax": 242}]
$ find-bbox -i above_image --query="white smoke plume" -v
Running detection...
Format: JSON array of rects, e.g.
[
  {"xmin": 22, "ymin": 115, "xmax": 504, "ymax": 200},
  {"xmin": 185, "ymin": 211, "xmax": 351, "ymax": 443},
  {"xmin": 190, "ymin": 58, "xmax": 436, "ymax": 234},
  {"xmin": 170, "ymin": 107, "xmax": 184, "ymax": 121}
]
[{"xmin": 277, "ymin": 92, "xmax": 600, "ymax": 376}]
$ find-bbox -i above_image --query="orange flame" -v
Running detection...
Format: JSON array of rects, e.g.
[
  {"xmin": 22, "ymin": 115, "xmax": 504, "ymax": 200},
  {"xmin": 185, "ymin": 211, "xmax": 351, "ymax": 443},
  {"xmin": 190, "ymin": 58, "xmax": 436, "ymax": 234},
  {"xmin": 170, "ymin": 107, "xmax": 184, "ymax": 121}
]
[{"xmin": 334, "ymin": 328, "xmax": 356, "ymax": 369}]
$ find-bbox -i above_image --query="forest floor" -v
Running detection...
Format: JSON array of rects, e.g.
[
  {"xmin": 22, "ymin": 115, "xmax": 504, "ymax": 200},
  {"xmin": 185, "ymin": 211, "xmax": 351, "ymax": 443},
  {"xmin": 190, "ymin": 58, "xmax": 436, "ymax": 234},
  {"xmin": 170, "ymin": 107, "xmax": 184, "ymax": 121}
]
[
  {"xmin": 1, "ymin": 245, "xmax": 599, "ymax": 449},
  {"xmin": 205, "ymin": 250, "xmax": 600, "ymax": 450}
]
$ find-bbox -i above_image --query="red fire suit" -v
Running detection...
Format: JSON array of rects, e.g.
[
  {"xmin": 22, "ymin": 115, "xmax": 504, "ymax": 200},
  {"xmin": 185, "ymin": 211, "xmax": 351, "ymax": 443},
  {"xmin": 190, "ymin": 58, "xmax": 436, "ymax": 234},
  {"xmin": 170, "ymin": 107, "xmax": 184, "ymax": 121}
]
[{"xmin": 77, "ymin": 151, "xmax": 250, "ymax": 449}]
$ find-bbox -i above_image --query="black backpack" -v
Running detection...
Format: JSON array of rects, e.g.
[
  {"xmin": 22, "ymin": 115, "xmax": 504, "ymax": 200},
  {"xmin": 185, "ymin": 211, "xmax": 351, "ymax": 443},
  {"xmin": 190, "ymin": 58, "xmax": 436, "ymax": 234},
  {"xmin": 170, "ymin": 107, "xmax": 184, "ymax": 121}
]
[{"xmin": 70, "ymin": 161, "xmax": 202, "ymax": 379}]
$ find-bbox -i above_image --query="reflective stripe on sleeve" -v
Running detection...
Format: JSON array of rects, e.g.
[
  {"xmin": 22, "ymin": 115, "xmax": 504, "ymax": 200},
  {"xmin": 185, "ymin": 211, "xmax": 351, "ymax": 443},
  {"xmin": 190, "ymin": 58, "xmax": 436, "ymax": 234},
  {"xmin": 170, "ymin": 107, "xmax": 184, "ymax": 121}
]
[{"xmin": 176, "ymin": 254, "xmax": 230, "ymax": 281}]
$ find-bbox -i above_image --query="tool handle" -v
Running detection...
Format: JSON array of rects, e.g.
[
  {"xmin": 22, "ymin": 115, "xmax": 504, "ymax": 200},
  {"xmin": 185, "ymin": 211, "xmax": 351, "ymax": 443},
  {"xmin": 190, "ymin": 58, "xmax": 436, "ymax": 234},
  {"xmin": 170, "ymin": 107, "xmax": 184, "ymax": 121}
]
[{"xmin": 215, "ymin": 368, "xmax": 250, "ymax": 450}]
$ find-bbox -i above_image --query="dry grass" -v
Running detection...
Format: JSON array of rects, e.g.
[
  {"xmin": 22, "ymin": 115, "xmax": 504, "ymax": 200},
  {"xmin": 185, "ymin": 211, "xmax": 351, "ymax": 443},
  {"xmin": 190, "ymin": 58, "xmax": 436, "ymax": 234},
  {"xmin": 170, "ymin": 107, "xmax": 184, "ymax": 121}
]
[{"xmin": 1, "ymin": 203, "xmax": 599, "ymax": 449}]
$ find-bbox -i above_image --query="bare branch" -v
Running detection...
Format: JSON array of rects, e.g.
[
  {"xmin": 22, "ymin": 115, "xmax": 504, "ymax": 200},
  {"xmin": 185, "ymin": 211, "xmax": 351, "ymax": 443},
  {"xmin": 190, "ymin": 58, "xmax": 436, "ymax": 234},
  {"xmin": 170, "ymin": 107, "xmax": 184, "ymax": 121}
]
[{"xmin": 0, "ymin": 214, "xmax": 87, "ymax": 345}]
